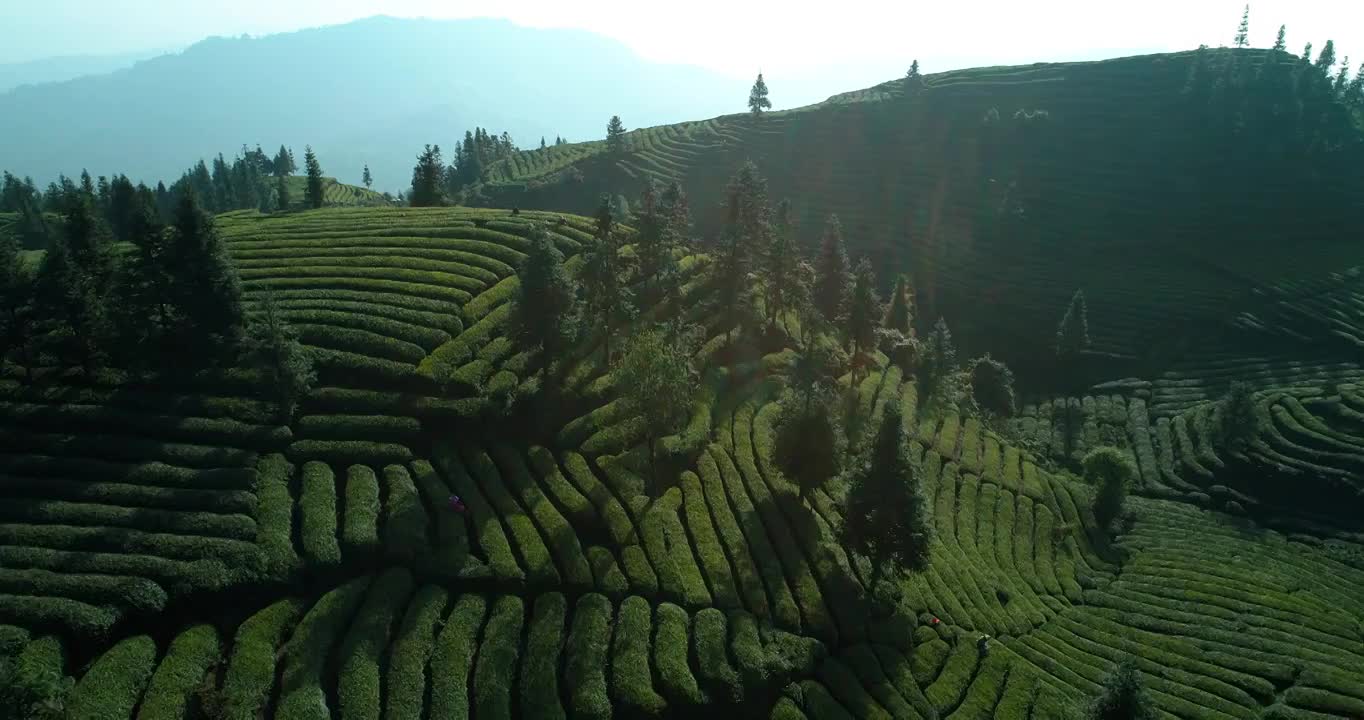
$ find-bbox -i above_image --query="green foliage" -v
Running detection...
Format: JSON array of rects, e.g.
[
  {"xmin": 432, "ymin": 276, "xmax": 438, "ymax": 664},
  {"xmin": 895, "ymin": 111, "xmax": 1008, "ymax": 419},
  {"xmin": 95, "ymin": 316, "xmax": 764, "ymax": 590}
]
[
  {"xmin": 168, "ymin": 192, "xmax": 245, "ymax": 356},
  {"xmin": 1056, "ymin": 289, "xmax": 1090, "ymax": 361},
  {"xmin": 970, "ymin": 354, "xmax": 1017, "ymax": 418},
  {"xmin": 764, "ymin": 198, "xmax": 802, "ymax": 329},
  {"xmin": 693, "ymin": 608, "xmax": 743, "ymax": 702},
  {"xmin": 303, "ymin": 146, "xmax": 325, "ymax": 209},
  {"xmin": 276, "ymin": 577, "xmax": 371, "ymax": 720},
  {"xmin": 383, "ymin": 586, "xmax": 447, "ymax": 720},
  {"xmin": 299, "ymin": 461, "xmax": 341, "ymax": 568},
  {"xmin": 716, "ymin": 162, "xmax": 770, "ymax": 331},
  {"xmin": 513, "ymin": 224, "xmax": 577, "ymax": 357},
  {"xmin": 220, "ymin": 598, "xmax": 305, "ymax": 720},
  {"xmin": 813, "ymin": 215, "xmax": 852, "ymax": 325},
  {"xmin": 521, "ymin": 593, "xmax": 567, "ymax": 720},
  {"xmin": 1233, "ymin": 5, "xmax": 1249, "ymax": 48},
  {"xmin": 883, "ymin": 274, "xmax": 914, "ymax": 335},
  {"xmin": 654, "ymin": 602, "xmax": 706, "ymax": 705},
  {"xmin": 342, "ymin": 465, "xmax": 381, "ymax": 557},
  {"xmin": 66, "ymin": 635, "xmax": 157, "ymax": 720},
  {"xmin": 381, "ymin": 464, "xmax": 428, "ymax": 561},
  {"xmin": 0, "ymin": 635, "xmax": 68, "ymax": 720},
  {"xmin": 848, "ymin": 258, "xmax": 881, "ymax": 359},
  {"xmin": 613, "ymin": 595, "xmax": 667, "ymax": 716},
  {"xmin": 1083, "ymin": 446, "xmax": 1134, "ymax": 529},
  {"xmin": 843, "ymin": 403, "xmax": 933, "ymax": 577},
  {"xmin": 775, "ymin": 389, "xmax": 840, "ymax": 500},
  {"xmin": 136, "ymin": 624, "xmax": 219, "ymax": 720},
  {"xmin": 749, "ymin": 73, "xmax": 772, "ymax": 115},
  {"xmin": 410, "ymin": 144, "xmax": 447, "ymax": 207},
  {"xmin": 565, "ymin": 593, "xmax": 612, "ymax": 720},
  {"xmin": 606, "ymin": 115, "xmax": 627, "ymax": 155},
  {"xmin": 429, "ymin": 593, "xmax": 488, "ymax": 719},
  {"xmin": 920, "ymin": 316, "xmax": 960, "ymax": 413},
  {"xmin": 338, "ymin": 568, "xmax": 413, "ymax": 720},
  {"xmin": 616, "ymin": 327, "xmax": 698, "ymax": 493},
  {"xmin": 1085, "ymin": 657, "xmax": 1156, "ymax": 720},
  {"xmin": 579, "ymin": 196, "xmax": 635, "ymax": 362}
]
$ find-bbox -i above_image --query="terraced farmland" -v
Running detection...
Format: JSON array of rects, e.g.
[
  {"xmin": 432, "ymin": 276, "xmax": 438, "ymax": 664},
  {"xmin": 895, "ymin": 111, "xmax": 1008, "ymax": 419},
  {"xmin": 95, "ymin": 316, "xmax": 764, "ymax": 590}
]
[
  {"xmin": 481, "ymin": 50, "xmax": 1364, "ymax": 378},
  {"xmin": 277, "ymin": 176, "xmax": 391, "ymax": 209},
  {"xmin": 3, "ymin": 203, "xmax": 1363, "ymax": 719}
]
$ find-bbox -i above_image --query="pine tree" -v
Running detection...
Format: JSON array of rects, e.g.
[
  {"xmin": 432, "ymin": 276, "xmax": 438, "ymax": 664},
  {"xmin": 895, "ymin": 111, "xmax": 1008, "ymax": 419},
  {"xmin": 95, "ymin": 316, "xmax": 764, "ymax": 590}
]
[
  {"xmin": 409, "ymin": 145, "xmax": 446, "ymax": 207},
  {"xmin": 905, "ymin": 59, "xmax": 923, "ymax": 92},
  {"xmin": 1333, "ymin": 59, "xmax": 1351, "ymax": 95},
  {"xmin": 513, "ymin": 224, "xmax": 578, "ymax": 360},
  {"xmin": 1084, "ymin": 446, "xmax": 1135, "ymax": 531},
  {"xmin": 843, "ymin": 403, "xmax": 933, "ymax": 583},
  {"xmin": 775, "ymin": 386, "xmax": 840, "ymax": 502},
  {"xmin": 616, "ymin": 328, "xmax": 697, "ymax": 495},
  {"xmin": 848, "ymin": 258, "xmax": 881, "ymax": 365},
  {"xmin": 272, "ymin": 145, "xmax": 296, "ymax": 176},
  {"xmin": 303, "ymin": 146, "xmax": 324, "ymax": 210},
  {"xmin": 1217, "ymin": 381, "xmax": 1257, "ymax": 450},
  {"xmin": 540, "ymin": 137, "xmax": 547, "ymax": 150},
  {"xmin": 167, "ymin": 192, "xmax": 245, "ymax": 358},
  {"xmin": 633, "ymin": 180, "xmax": 668, "ymax": 296},
  {"xmin": 884, "ymin": 274, "xmax": 914, "ymax": 335},
  {"xmin": 813, "ymin": 215, "xmax": 852, "ymax": 323},
  {"xmin": 362, "ymin": 165, "xmax": 373, "ymax": 188},
  {"xmin": 716, "ymin": 162, "xmax": 770, "ymax": 334},
  {"xmin": 0, "ymin": 234, "xmax": 39, "ymax": 382},
  {"xmin": 115, "ymin": 186, "xmax": 175, "ymax": 356},
  {"xmin": 276, "ymin": 175, "xmax": 291, "ymax": 212},
  {"xmin": 581, "ymin": 195, "xmax": 635, "ymax": 364},
  {"xmin": 748, "ymin": 73, "xmax": 772, "ymax": 116},
  {"xmin": 1272, "ymin": 25, "xmax": 1287, "ymax": 53},
  {"xmin": 244, "ymin": 294, "xmax": 316, "ymax": 422},
  {"xmin": 1085, "ymin": 658, "xmax": 1156, "ymax": 720},
  {"xmin": 38, "ymin": 197, "xmax": 114, "ymax": 374},
  {"xmin": 969, "ymin": 354, "xmax": 1017, "ymax": 418},
  {"xmin": 764, "ymin": 198, "xmax": 800, "ymax": 330},
  {"xmin": 1233, "ymin": 5, "xmax": 1249, "ymax": 48},
  {"xmin": 1346, "ymin": 61, "xmax": 1364, "ymax": 106},
  {"xmin": 606, "ymin": 115, "xmax": 627, "ymax": 156},
  {"xmin": 919, "ymin": 316, "xmax": 958, "ymax": 411},
  {"xmin": 1315, "ymin": 40, "xmax": 1337, "ymax": 75}
]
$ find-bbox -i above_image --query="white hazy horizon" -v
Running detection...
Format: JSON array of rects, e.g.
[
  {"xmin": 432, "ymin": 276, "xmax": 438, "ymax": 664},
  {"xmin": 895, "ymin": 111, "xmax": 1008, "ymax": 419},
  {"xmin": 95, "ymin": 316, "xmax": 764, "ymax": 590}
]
[{"xmin": 3, "ymin": 0, "xmax": 1361, "ymax": 85}]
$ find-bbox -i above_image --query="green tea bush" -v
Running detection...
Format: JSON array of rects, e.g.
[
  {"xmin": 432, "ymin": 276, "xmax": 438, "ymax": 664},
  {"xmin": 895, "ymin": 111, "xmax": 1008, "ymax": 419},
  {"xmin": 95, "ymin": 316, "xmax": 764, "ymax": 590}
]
[
  {"xmin": 586, "ymin": 546, "xmax": 629, "ymax": 595},
  {"xmin": 0, "ymin": 401, "xmax": 291, "ymax": 449},
  {"xmin": 255, "ymin": 453, "xmax": 299, "ymax": 578},
  {"xmin": 429, "ymin": 594, "xmax": 488, "ymax": 719},
  {"xmin": 220, "ymin": 598, "xmax": 306, "ymax": 720},
  {"xmin": 692, "ymin": 608, "xmax": 742, "ymax": 703},
  {"xmin": 0, "ymin": 430, "xmax": 256, "ymax": 469},
  {"xmin": 560, "ymin": 451, "xmax": 636, "ymax": 547},
  {"xmin": 381, "ymin": 464, "xmax": 428, "ymax": 561},
  {"xmin": 135, "ymin": 624, "xmax": 220, "ymax": 720},
  {"xmin": 622, "ymin": 544, "xmax": 660, "ymax": 596},
  {"xmin": 710, "ymin": 446, "xmax": 798, "ymax": 628},
  {"xmin": 799, "ymin": 680, "xmax": 855, "ymax": 720},
  {"xmin": 295, "ymin": 414, "xmax": 421, "ymax": 442},
  {"xmin": 521, "ymin": 593, "xmax": 568, "ymax": 720},
  {"xmin": 423, "ymin": 303, "xmax": 513, "ymax": 381},
  {"xmin": 0, "ymin": 594, "xmax": 117, "ymax": 637},
  {"xmin": 655, "ymin": 602, "xmax": 706, "ymax": 705},
  {"xmin": 431, "ymin": 448, "xmax": 521, "ymax": 581},
  {"xmin": 527, "ymin": 446, "xmax": 597, "ymax": 532},
  {"xmin": 383, "ymin": 586, "xmax": 448, "ymax": 720},
  {"xmin": 695, "ymin": 450, "xmax": 769, "ymax": 616},
  {"xmin": 0, "ymin": 526, "xmax": 256, "ymax": 577},
  {"xmin": 565, "ymin": 593, "xmax": 613, "ymax": 720},
  {"xmin": 287, "ymin": 440, "xmax": 413, "ymax": 466},
  {"xmin": 642, "ymin": 488, "xmax": 711, "ymax": 607},
  {"xmin": 294, "ymin": 324, "xmax": 427, "ymax": 364},
  {"xmin": 342, "ymin": 465, "xmax": 381, "ymax": 558},
  {"xmin": 338, "ymin": 568, "xmax": 414, "ymax": 720},
  {"xmin": 0, "ymin": 475, "xmax": 255, "ymax": 515},
  {"xmin": 66, "ymin": 635, "xmax": 158, "ymax": 720},
  {"xmin": 491, "ymin": 445, "xmax": 592, "ymax": 589},
  {"xmin": 0, "ymin": 499, "xmax": 256, "ymax": 540},
  {"xmin": 0, "ymin": 456, "xmax": 256, "ymax": 490},
  {"xmin": 678, "ymin": 472, "xmax": 738, "ymax": 610},
  {"xmin": 472, "ymin": 595, "xmax": 525, "ymax": 720},
  {"xmin": 925, "ymin": 641, "xmax": 981, "ymax": 714},
  {"xmin": 839, "ymin": 645, "xmax": 918, "ymax": 719},
  {"xmin": 462, "ymin": 446, "xmax": 557, "ymax": 586},
  {"xmin": 612, "ymin": 595, "xmax": 666, "ymax": 716},
  {"xmin": 276, "ymin": 577, "xmax": 371, "ymax": 720},
  {"xmin": 299, "ymin": 461, "xmax": 341, "ymax": 568},
  {"xmin": 818, "ymin": 657, "xmax": 890, "ymax": 720},
  {"xmin": 0, "ymin": 568, "xmax": 165, "ymax": 615}
]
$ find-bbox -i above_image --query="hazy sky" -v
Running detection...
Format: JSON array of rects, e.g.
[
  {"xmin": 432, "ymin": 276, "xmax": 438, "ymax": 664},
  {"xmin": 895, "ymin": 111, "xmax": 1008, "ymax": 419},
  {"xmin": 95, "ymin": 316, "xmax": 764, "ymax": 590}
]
[{"xmin": 3, "ymin": 0, "xmax": 1362, "ymax": 81}]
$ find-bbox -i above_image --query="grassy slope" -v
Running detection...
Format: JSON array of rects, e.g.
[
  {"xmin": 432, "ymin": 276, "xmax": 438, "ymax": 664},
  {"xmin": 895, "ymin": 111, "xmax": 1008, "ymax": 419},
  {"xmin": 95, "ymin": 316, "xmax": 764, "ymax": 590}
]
[{"xmin": 483, "ymin": 50, "xmax": 1364, "ymax": 378}]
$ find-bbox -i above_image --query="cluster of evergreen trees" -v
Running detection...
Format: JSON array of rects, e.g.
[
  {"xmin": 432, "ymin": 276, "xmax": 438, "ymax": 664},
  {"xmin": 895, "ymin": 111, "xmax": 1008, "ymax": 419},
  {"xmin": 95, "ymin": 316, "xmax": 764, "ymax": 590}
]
[
  {"xmin": 0, "ymin": 181, "xmax": 312, "ymax": 417},
  {"xmin": 408, "ymin": 128, "xmax": 531, "ymax": 206}
]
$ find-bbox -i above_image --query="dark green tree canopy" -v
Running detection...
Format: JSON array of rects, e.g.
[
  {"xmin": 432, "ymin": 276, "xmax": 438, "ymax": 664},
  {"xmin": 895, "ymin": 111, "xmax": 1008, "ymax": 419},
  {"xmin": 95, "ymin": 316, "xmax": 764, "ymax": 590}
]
[
  {"xmin": 167, "ymin": 192, "xmax": 245, "ymax": 355},
  {"xmin": 1234, "ymin": 5, "xmax": 1249, "ymax": 48},
  {"xmin": 749, "ymin": 73, "xmax": 772, "ymax": 116},
  {"xmin": 1272, "ymin": 25, "xmax": 1287, "ymax": 52},
  {"xmin": 1084, "ymin": 446, "xmax": 1135, "ymax": 530},
  {"xmin": 513, "ymin": 224, "xmax": 578, "ymax": 359},
  {"xmin": 843, "ymin": 403, "xmax": 933, "ymax": 578},
  {"xmin": 969, "ymin": 354, "xmax": 1017, "ymax": 418},
  {"xmin": 813, "ymin": 215, "xmax": 852, "ymax": 324},
  {"xmin": 1085, "ymin": 657, "xmax": 1156, "ymax": 720},
  {"xmin": 884, "ymin": 274, "xmax": 914, "ymax": 335},
  {"xmin": 303, "ymin": 146, "xmax": 325, "ymax": 209},
  {"xmin": 847, "ymin": 257, "xmax": 881, "ymax": 360},
  {"xmin": 716, "ymin": 162, "xmax": 770, "ymax": 331},
  {"xmin": 1056, "ymin": 289, "xmax": 1091, "ymax": 358},
  {"xmin": 581, "ymin": 195, "xmax": 635, "ymax": 363},
  {"xmin": 615, "ymin": 327, "xmax": 698, "ymax": 494},
  {"xmin": 362, "ymin": 164, "xmax": 373, "ymax": 188},
  {"xmin": 606, "ymin": 115, "xmax": 627, "ymax": 155},
  {"xmin": 775, "ymin": 388, "xmax": 840, "ymax": 501},
  {"xmin": 410, "ymin": 144, "xmax": 446, "ymax": 208},
  {"xmin": 244, "ymin": 293, "xmax": 316, "ymax": 422}
]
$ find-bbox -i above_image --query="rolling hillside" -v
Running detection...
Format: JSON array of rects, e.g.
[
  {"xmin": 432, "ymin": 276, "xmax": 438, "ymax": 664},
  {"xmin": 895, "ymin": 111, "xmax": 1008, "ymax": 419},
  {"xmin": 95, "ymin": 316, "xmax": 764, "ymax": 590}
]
[
  {"xmin": 482, "ymin": 50, "xmax": 1364, "ymax": 382},
  {"xmin": 2, "ymin": 206, "xmax": 1363, "ymax": 719}
]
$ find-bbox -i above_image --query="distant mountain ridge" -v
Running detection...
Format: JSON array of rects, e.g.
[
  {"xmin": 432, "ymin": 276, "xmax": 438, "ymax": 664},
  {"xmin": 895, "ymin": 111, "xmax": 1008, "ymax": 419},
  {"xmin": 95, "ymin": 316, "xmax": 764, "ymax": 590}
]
[
  {"xmin": 0, "ymin": 16, "xmax": 747, "ymax": 192},
  {"xmin": 0, "ymin": 49, "xmax": 168, "ymax": 92}
]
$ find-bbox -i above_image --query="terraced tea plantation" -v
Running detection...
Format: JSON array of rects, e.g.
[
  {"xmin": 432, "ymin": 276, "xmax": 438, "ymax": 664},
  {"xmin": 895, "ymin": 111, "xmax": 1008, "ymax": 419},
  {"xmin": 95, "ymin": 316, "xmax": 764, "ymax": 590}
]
[
  {"xmin": 2, "ymin": 205, "xmax": 1362, "ymax": 720},
  {"xmin": 482, "ymin": 50, "xmax": 1364, "ymax": 375}
]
